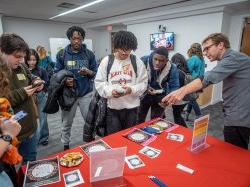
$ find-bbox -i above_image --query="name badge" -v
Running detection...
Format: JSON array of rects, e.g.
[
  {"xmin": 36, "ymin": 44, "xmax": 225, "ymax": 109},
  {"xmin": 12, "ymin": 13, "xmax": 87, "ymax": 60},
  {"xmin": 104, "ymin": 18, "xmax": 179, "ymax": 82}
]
[
  {"xmin": 17, "ymin": 74, "xmax": 26, "ymax": 80},
  {"xmin": 67, "ymin": 61, "xmax": 76, "ymax": 66}
]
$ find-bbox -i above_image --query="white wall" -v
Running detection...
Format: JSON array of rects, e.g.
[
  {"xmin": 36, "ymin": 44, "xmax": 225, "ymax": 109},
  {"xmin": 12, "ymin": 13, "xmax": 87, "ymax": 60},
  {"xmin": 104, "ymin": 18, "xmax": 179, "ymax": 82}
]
[{"xmin": 0, "ymin": 14, "xmax": 3, "ymax": 35}]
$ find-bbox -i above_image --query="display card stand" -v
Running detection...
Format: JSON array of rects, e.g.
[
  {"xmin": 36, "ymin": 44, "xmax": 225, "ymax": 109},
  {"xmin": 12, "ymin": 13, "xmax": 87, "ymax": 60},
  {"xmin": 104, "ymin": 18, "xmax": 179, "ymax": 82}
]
[
  {"xmin": 187, "ymin": 115, "xmax": 211, "ymax": 153},
  {"xmin": 90, "ymin": 147, "xmax": 127, "ymax": 183}
]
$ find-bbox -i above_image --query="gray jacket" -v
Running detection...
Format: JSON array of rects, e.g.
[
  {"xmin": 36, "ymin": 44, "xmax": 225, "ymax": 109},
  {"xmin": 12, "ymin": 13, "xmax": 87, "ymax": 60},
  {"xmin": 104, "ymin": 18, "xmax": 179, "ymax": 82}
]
[{"xmin": 202, "ymin": 49, "xmax": 250, "ymax": 128}]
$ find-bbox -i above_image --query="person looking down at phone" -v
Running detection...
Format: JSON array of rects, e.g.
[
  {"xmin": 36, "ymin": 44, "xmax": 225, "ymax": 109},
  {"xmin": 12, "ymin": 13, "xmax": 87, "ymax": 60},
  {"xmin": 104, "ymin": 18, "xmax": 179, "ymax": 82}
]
[
  {"xmin": 25, "ymin": 49, "xmax": 50, "ymax": 146},
  {"xmin": 0, "ymin": 61, "xmax": 22, "ymax": 187},
  {"xmin": 95, "ymin": 31, "xmax": 148, "ymax": 135},
  {"xmin": 0, "ymin": 33, "xmax": 41, "ymax": 162},
  {"xmin": 138, "ymin": 47, "xmax": 179, "ymax": 123}
]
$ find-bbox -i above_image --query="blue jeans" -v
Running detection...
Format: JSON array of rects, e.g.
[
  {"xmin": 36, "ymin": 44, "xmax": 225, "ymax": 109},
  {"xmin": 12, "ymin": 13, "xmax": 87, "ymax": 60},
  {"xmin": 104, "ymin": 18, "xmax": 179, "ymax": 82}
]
[
  {"xmin": 18, "ymin": 132, "xmax": 38, "ymax": 163},
  {"xmin": 37, "ymin": 92, "xmax": 49, "ymax": 143},
  {"xmin": 187, "ymin": 99, "xmax": 202, "ymax": 116},
  {"xmin": 0, "ymin": 171, "xmax": 14, "ymax": 187}
]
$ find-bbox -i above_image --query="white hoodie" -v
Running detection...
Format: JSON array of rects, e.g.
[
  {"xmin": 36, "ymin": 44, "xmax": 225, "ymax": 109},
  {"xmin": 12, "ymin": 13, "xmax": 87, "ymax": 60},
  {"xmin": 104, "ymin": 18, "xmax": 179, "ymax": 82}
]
[{"xmin": 95, "ymin": 55, "xmax": 148, "ymax": 110}]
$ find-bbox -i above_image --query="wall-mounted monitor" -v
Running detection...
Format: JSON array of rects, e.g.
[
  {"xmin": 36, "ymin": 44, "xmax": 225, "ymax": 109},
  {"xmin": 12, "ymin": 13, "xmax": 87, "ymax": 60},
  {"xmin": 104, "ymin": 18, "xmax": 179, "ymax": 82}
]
[{"xmin": 150, "ymin": 32, "xmax": 174, "ymax": 50}]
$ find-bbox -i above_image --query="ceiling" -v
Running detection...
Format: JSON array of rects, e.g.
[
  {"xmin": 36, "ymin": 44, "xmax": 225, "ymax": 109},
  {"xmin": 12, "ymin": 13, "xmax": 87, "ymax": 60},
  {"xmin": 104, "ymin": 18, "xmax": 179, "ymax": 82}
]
[
  {"xmin": 0, "ymin": 0, "xmax": 249, "ymax": 24},
  {"xmin": 0, "ymin": 0, "xmax": 206, "ymax": 24}
]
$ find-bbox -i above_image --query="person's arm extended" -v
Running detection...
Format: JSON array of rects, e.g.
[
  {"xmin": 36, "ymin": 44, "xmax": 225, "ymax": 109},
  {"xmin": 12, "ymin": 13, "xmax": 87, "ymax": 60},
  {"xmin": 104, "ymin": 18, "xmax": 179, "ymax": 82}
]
[{"xmin": 162, "ymin": 78, "xmax": 203, "ymax": 105}]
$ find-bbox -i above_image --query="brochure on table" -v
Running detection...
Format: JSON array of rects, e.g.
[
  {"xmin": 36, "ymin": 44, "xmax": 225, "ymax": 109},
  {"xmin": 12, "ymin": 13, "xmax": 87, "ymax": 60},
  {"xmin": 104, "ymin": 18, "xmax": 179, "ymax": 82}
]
[{"xmin": 189, "ymin": 114, "xmax": 210, "ymax": 152}]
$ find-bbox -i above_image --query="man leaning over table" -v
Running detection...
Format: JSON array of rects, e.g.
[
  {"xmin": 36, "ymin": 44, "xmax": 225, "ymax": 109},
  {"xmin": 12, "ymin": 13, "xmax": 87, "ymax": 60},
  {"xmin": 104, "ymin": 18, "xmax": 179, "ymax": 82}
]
[{"xmin": 162, "ymin": 33, "xmax": 250, "ymax": 150}]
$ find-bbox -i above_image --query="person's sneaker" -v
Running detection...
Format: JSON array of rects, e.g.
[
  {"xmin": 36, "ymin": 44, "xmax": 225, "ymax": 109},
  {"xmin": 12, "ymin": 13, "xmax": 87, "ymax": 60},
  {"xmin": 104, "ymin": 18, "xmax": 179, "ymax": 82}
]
[
  {"xmin": 41, "ymin": 140, "xmax": 49, "ymax": 146},
  {"xmin": 64, "ymin": 145, "xmax": 69, "ymax": 150}
]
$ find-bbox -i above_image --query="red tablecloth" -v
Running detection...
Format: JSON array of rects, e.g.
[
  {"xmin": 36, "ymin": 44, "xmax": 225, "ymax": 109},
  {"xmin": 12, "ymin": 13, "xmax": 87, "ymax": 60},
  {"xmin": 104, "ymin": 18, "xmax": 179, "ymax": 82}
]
[{"xmin": 21, "ymin": 119, "xmax": 250, "ymax": 187}]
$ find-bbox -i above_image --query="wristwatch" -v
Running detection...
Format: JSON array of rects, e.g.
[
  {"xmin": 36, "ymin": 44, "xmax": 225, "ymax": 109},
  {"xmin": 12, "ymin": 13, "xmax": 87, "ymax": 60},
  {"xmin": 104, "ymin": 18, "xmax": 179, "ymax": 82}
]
[{"xmin": 0, "ymin": 134, "xmax": 12, "ymax": 143}]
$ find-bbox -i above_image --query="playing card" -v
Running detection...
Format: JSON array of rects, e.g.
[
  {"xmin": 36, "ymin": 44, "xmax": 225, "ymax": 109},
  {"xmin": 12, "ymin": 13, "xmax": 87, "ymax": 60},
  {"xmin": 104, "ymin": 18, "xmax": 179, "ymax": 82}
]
[
  {"xmin": 63, "ymin": 169, "xmax": 84, "ymax": 187},
  {"xmin": 80, "ymin": 139, "xmax": 111, "ymax": 156},
  {"xmin": 125, "ymin": 155, "xmax": 145, "ymax": 169},
  {"xmin": 139, "ymin": 146, "xmax": 161, "ymax": 158},
  {"xmin": 167, "ymin": 133, "xmax": 184, "ymax": 142}
]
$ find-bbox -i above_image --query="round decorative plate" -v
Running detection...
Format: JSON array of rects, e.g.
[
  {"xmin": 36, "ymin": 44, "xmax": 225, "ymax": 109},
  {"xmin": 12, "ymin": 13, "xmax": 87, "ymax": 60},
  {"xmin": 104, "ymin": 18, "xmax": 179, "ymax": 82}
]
[
  {"xmin": 127, "ymin": 132, "xmax": 149, "ymax": 143},
  {"xmin": 145, "ymin": 150, "xmax": 156, "ymax": 157},
  {"xmin": 27, "ymin": 161, "xmax": 58, "ymax": 181},
  {"xmin": 130, "ymin": 158, "xmax": 140, "ymax": 166},
  {"xmin": 87, "ymin": 144, "xmax": 108, "ymax": 153},
  {"xmin": 156, "ymin": 121, "xmax": 169, "ymax": 128},
  {"xmin": 60, "ymin": 152, "xmax": 84, "ymax": 167}
]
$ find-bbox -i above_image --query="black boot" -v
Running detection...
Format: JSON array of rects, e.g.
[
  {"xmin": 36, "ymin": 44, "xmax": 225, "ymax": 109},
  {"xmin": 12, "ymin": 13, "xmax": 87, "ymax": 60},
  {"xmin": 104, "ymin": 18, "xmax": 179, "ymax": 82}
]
[{"xmin": 64, "ymin": 144, "xmax": 69, "ymax": 150}]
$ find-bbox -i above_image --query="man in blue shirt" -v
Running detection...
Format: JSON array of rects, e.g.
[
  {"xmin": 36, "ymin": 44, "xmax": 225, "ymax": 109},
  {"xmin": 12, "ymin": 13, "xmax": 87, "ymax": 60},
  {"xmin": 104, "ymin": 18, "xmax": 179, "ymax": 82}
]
[{"xmin": 55, "ymin": 26, "xmax": 97, "ymax": 150}]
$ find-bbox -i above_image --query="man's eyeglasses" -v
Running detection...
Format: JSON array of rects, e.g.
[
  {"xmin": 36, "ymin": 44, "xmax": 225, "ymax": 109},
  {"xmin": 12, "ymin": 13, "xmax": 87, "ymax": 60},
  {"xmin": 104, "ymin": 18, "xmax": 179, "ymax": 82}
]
[{"xmin": 203, "ymin": 43, "xmax": 216, "ymax": 53}]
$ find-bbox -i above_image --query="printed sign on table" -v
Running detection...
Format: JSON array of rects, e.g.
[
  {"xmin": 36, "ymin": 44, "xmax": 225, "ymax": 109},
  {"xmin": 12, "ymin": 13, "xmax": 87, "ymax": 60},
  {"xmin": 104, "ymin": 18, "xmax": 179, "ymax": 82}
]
[{"xmin": 190, "ymin": 115, "xmax": 210, "ymax": 152}]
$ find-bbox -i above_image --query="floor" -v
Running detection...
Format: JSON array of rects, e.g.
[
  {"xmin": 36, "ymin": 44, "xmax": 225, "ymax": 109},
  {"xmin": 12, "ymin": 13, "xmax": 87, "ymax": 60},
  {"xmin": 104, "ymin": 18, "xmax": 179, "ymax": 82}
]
[{"xmin": 37, "ymin": 101, "xmax": 227, "ymax": 158}]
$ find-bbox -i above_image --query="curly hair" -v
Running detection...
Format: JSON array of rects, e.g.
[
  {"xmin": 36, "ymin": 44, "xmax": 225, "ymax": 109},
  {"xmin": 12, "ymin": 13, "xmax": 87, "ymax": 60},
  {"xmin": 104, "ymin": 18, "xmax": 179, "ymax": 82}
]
[
  {"xmin": 0, "ymin": 62, "xmax": 11, "ymax": 98},
  {"xmin": 113, "ymin": 31, "xmax": 137, "ymax": 50},
  {"xmin": 187, "ymin": 43, "xmax": 204, "ymax": 61},
  {"xmin": 0, "ymin": 33, "xmax": 29, "ymax": 55},
  {"xmin": 66, "ymin": 26, "xmax": 85, "ymax": 40}
]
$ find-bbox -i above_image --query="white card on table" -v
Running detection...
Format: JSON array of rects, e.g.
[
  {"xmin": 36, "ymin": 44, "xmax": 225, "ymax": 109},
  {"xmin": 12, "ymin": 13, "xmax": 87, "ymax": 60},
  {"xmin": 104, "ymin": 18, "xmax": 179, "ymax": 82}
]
[
  {"xmin": 167, "ymin": 133, "xmax": 184, "ymax": 142},
  {"xmin": 63, "ymin": 169, "xmax": 84, "ymax": 187},
  {"xmin": 139, "ymin": 146, "xmax": 161, "ymax": 158},
  {"xmin": 125, "ymin": 155, "xmax": 145, "ymax": 169}
]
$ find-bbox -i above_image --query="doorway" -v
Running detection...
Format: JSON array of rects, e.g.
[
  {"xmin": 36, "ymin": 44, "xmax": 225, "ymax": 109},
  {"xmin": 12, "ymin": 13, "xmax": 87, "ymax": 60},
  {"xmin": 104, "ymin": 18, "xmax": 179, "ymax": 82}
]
[{"xmin": 240, "ymin": 17, "xmax": 250, "ymax": 55}]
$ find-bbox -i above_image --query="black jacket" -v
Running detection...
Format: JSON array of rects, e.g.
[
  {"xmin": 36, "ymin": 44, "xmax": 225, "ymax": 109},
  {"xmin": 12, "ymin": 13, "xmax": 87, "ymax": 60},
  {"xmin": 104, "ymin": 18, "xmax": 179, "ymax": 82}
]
[
  {"xmin": 43, "ymin": 70, "xmax": 78, "ymax": 114},
  {"xmin": 83, "ymin": 91, "xmax": 107, "ymax": 142}
]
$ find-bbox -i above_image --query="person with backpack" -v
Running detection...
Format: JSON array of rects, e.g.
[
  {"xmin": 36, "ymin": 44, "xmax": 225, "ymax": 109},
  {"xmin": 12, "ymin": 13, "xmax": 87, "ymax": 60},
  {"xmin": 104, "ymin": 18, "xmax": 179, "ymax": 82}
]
[
  {"xmin": 185, "ymin": 43, "xmax": 205, "ymax": 121},
  {"xmin": 95, "ymin": 31, "xmax": 148, "ymax": 135},
  {"xmin": 137, "ymin": 47, "xmax": 179, "ymax": 124},
  {"xmin": 54, "ymin": 26, "xmax": 97, "ymax": 150},
  {"xmin": 171, "ymin": 53, "xmax": 190, "ymax": 127}
]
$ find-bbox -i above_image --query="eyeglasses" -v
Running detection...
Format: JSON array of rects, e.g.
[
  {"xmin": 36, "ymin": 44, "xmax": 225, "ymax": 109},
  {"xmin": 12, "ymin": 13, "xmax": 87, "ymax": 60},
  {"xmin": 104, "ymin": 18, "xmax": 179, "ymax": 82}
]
[{"xmin": 203, "ymin": 43, "xmax": 216, "ymax": 53}]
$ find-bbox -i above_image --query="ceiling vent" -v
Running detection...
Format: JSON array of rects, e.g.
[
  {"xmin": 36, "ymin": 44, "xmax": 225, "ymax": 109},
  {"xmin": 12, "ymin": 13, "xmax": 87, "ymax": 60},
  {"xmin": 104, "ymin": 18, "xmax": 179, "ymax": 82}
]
[{"xmin": 57, "ymin": 2, "xmax": 79, "ymax": 9}]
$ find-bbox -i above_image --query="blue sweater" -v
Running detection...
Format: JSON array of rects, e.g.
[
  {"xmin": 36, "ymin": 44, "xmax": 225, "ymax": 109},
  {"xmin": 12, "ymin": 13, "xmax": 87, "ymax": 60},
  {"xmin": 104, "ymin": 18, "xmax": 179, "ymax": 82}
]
[
  {"xmin": 187, "ymin": 55, "xmax": 205, "ymax": 78},
  {"xmin": 55, "ymin": 44, "xmax": 97, "ymax": 97}
]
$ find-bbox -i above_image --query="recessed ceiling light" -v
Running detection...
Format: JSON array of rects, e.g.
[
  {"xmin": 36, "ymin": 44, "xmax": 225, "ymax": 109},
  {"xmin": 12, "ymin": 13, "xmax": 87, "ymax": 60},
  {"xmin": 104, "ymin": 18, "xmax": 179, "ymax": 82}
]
[{"xmin": 50, "ymin": 0, "xmax": 105, "ymax": 19}]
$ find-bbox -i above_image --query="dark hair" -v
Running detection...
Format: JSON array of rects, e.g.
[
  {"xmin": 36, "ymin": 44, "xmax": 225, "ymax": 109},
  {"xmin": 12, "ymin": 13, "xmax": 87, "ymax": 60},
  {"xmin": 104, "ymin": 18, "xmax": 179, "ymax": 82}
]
[
  {"xmin": 66, "ymin": 26, "xmax": 85, "ymax": 40},
  {"xmin": 25, "ymin": 49, "xmax": 40, "ymax": 68},
  {"xmin": 113, "ymin": 31, "xmax": 137, "ymax": 50},
  {"xmin": 153, "ymin": 47, "xmax": 169, "ymax": 59},
  {"xmin": 0, "ymin": 33, "xmax": 29, "ymax": 55},
  {"xmin": 202, "ymin": 33, "xmax": 230, "ymax": 49},
  {"xmin": 187, "ymin": 43, "xmax": 204, "ymax": 61},
  {"xmin": 171, "ymin": 53, "xmax": 189, "ymax": 73}
]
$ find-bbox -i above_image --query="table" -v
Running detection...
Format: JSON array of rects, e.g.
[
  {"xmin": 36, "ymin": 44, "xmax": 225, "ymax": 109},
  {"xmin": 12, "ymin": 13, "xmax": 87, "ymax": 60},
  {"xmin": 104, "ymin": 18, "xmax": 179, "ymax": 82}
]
[{"xmin": 21, "ymin": 118, "xmax": 250, "ymax": 187}]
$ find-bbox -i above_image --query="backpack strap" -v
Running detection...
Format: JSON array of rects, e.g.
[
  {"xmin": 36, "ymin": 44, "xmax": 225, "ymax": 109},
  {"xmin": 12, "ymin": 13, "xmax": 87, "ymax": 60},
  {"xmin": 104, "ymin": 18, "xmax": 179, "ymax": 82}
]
[
  {"xmin": 107, "ymin": 54, "xmax": 115, "ymax": 81},
  {"xmin": 130, "ymin": 54, "xmax": 137, "ymax": 78},
  {"xmin": 161, "ymin": 64, "xmax": 173, "ymax": 87},
  {"xmin": 106, "ymin": 54, "xmax": 138, "ymax": 81}
]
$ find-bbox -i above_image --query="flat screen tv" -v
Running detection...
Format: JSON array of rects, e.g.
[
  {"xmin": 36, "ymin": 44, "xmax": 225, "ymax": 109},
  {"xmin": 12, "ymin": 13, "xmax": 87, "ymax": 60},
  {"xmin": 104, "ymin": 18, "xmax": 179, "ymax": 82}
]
[{"xmin": 150, "ymin": 32, "xmax": 174, "ymax": 50}]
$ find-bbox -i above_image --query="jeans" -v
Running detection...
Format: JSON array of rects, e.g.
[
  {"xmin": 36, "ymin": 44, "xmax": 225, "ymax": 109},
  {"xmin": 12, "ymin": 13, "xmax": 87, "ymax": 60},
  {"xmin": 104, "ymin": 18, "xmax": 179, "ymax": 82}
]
[
  {"xmin": 61, "ymin": 91, "xmax": 92, "ymax": 146},
  {"xmin": 172, "ymin": 104, "xmax": 187, "ymax": 127},
  {"xmin": 18, "ymin": 132, "xmax": 38, "ymax": 163},
  {"xmin": 106, "ymin": 107, "xmax": 138, "ymax": 135},
  {"xmin": 37, "ymin": 91, "xmax": 49, "ymax": 143},
  {"xmin": 138, "ymin": 94, "xmax": 165, "ymax": 123},
  {"xmin": 186, "ymin": 99, "xmax": 202, "ymax": 116},
  {"xmin": 0, "ymin": 171, "xmax": 14, "ymax": 187}
]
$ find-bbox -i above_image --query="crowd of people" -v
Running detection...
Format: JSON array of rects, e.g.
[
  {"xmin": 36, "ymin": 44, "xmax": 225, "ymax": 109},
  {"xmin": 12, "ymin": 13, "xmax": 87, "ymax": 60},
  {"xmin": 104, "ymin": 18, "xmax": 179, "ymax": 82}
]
[{"xmin": 0, "ymin": 26, "xmax": 249, "ymax": 186}]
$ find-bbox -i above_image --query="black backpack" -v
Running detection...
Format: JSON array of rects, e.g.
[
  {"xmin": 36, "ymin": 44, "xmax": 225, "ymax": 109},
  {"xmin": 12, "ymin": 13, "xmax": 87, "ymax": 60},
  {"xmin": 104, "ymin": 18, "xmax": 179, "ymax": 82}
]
[{"xmin": 95, "ymin": 54, "xmax": 138, "ymax": 136}]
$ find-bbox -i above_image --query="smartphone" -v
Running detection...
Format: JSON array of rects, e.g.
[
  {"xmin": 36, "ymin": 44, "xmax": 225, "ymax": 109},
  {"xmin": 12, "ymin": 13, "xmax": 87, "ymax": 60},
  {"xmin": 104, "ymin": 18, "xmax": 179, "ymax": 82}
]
[
  {"xmin": 3, "ymin": 111, "xmax": 27, "ymax": 123},
  {"xmin": 32, "ymin": 80, "xmax": 45, "ymax": 88}
]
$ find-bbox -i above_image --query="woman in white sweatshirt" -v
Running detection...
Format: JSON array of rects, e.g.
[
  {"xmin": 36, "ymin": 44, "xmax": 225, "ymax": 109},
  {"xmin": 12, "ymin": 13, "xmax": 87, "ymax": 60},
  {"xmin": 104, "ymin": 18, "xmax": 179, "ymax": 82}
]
[{"xmin": 95, "ymin": 31, "xmax": 148, "ymax": 135}]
